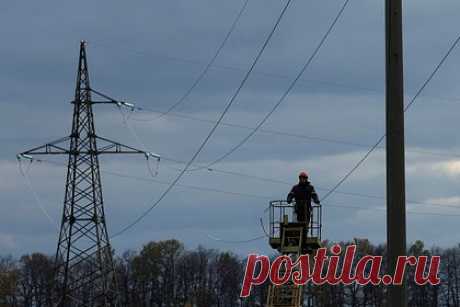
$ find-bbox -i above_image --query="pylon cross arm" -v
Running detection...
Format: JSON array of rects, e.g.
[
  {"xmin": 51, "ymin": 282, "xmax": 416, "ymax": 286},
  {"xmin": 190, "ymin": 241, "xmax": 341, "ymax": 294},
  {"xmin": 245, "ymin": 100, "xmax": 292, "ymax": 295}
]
[
  {"xmin": 88, "ymin": 88, "xmax": 135, "ymax": 110},
  {"xmin": 17, "ymin": 136, "xmax": 72, "ymax": 159},
  {"xmin": 95, "ymin": 135, "xmax": 160, "ymax": 159},
  {"xmin": 17, "ymin": 135, "xmax": 160, "ymax": 161}
]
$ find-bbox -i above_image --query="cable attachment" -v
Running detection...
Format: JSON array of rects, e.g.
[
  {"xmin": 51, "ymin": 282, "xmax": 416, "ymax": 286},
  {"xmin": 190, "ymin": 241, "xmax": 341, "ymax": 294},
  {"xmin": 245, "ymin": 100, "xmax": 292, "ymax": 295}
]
[
  {"xmin": 17, "ymin": 153, "xmax": 34, "ymax": 161},
  {"xmin": 17, "ymin": 154, "xmax": 33, "ymax": 175},
  {"xmin": 17, "ymin": 153, "xmax": 43, "ymax": 166},
  {"xmin": 17, "ymin": 153, "xmax": 47, "ymax": 174},
  {"xmin": 116, "ymin": 101, "xmax": 136, "ymax": 111},
  {"xmin": 145, "ymin": 152, "xmax": 160, "ymax": 160},
  {"xmin": 115, "ymin": 100, "xmax": 138, "ymax": 122},
  {"xmin": 144, "ymin": 152, "xmax": 161, "ymax": 177},
  {"xmin": 16, "ymin": 154, "xmax": 58, "ymax": 229}
]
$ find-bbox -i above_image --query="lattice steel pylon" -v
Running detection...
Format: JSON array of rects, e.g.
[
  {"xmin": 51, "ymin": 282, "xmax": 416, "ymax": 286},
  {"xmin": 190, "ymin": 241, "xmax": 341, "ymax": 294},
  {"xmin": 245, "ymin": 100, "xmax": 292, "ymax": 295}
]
[{"xmin": 18, "ymin": 41, "xmax": 159, "ymax": 306}]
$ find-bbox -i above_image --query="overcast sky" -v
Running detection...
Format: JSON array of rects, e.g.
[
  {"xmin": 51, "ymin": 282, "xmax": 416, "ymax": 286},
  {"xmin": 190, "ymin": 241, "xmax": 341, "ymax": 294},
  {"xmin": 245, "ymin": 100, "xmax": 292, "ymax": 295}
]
[{"xmin": 1, "ymin": 0, "xmax": 460, "ymax": 258}]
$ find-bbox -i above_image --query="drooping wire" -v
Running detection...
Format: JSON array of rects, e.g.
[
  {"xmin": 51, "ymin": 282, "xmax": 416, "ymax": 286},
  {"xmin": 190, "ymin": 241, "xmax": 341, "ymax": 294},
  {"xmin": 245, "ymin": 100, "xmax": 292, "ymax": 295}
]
[
  {"xmin": 133, "ymin": 0, "xmax": 251, "ymax": 121},
  {"xmin": 321, "ymin": 33, "xmax": 460, "ymax": 202},
  {"xmin": 17, "ymin": 157, "xmax": 59, "ymax": 229},
  {"xmin": 117, "ymin": 106, "xmax": 160, "ymax": 177},
  {"xmin": 93, "ymin": 31, "xmax": 460, "ymax": 107},
  {"xmin": 206, "ymin": 206, "xmax": 268, "ymax": 245},
  {"xmin": 103, "ymin": 162, "xmax": 460, "ymax": 212},
  {"xmin": 132, "ymin": 150, "xmax": 460, "ymax": 212},
  {"xmin": 185, "ymin": 0, "xmax": 351, "ymax": 172},
  {"xmin": 103, "ymin": 168, "xmax": 273, "ymax": 200},
  {"xmin": 110, "ymin": 0, "xmax": 295, "ymax": 238},
  {"xmin": 24, "ymin": 146, "xmax": 460, "ymax": 213},
  {"xmin": 321, "ymin": 135, "xmax": 385, "ymax": 202},
  {"xmin": 259, "ymin": 217, "xmax": 270, "ymax": 237},
  {"xmin": 88, "ymin": 87, "xmax": 161, "ymax": 177},
  {"xmin": 403, "ymin": 35, "xmax": 460, "ymax": 113},
  {"xmin": 208, "ymin": 199, "xmax": 460, "ymax": 244},
  {"xmin": 19, "ymin": 152, "xmax": 460, "ymax": 246},
  {"xmin": 207, "ymin": 234, "xmax": 267, "ymax": 244},
  {"xmin": 21, "ymin": 155, "xmax": 460, "ymax": 244},
  {"xmin": 123, "ymin": 103, "xmax": 460, "ymax": 160},
  {"xmin": 22, "ymin": 157, "xmax": 273, "ymax": 200}
]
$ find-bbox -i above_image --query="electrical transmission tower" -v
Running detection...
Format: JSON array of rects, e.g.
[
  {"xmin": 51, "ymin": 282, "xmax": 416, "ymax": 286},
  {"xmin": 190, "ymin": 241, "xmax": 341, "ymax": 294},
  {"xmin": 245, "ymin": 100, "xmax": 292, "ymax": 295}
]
[{"xmin": 18, "ymin": 41, "xmax": 159, "ymax": 306}]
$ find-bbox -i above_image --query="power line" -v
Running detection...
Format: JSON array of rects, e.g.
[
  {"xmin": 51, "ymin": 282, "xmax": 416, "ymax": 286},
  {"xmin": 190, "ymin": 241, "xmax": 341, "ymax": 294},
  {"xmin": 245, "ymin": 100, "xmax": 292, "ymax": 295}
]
[
  {"xmin": 13, "ymin": 102, "xmax": 460, "ymax": 160},
  {"xmin": 326, "ymin": 201, "xmax": 460, "ymax": 218},
  {"xmin": 150, "ymin": 153, "xmax": 460, "ymax": 212},
  {"xmin": 209, "ymin": 200, "xmax": 460, "ymax": 244},
  {"xmin": 64, "ymin": 32, "xmax": 460, "ymax": 240},
  {"xmin": 30, "ymin": 100, "xmax": 457, "ymax": 215},
  {"xmin": 151, "ymin": 0, "xmax": 250, "ymax": 119},
  {"xmin": 103, "ymin": 169, "xmax": 271, "ymax": 200},
  {"xmin": 118, "ymin": 104, "xmax": 460, "ymax": 231},
  {"xmin": 19, "ymin": 76, "xmax": 460, "ymax": 237},
  {"xmin": 91, "ymin": 4, "xmax": 459, "ymax": 164},
  {"xmin": 203, "ymin": 166, "xmax": 460, "ymax": 211},
  {"xmin": 93, "ymin": 39, "xmax": 460, "ymax": 106},
  {"xmin": 111, "ymin": 0, "xmax": 294, "ymax": 238},
  {"xmin": 130, "ymin": 106, "xmax": 460, "ymax": 159},
  {"xmin": 20, "ymin": 155, "xmax": 460, "ymax": 244},
  {"xmin": 185, "ymin": 0, "xmax": 351, "ymax": 172},
  {"xmin": 24, "ymin": 157, "xmax": 273, "ymax": 199},
  {"xmin": 207, "ymin": 234, "xmax": 267, "ymax": 244},
  {"xmin": 321, "ymin": 135, "xmax": 385, "ymax": 201},
  {"xmin": 321, "ymin": 33, "xmax": 460, "ymax": 202},
  {"xmin": 162, "ymin": 157, "xmax": 460, "ymax": 214},
  {"xmin": 31, "ymin": 154, "xmax": 460, "ymax": 212},
  {"xmin": 101, "ymin": 161, "xmax": 460, "ymax": 212},
  {"xmin": 404, "ymin": 36, "xmax": 460, "ymax": 113},
  {"xmin": 17, "ymin": 159, "xmax": 59, "ymax": 229}
]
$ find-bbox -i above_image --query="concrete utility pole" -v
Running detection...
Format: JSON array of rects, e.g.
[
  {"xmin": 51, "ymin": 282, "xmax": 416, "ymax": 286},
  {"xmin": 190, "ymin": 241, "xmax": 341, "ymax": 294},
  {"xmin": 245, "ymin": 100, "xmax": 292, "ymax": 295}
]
[{"xmin": 385, "ymin": 0, "xmax": 407, "ymax": 306}]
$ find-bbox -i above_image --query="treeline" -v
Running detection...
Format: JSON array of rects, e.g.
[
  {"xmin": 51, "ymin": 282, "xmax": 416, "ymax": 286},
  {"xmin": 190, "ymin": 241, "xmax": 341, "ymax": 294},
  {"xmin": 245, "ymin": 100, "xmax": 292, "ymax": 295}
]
[{"xmin": 0, "ymin": 238, "xmax": 458, "ymax": 306}]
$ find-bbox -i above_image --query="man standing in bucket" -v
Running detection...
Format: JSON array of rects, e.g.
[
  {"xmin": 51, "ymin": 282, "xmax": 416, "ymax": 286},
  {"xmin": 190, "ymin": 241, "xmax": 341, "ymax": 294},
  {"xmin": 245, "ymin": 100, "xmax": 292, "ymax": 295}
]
[{"xmin": 287, "ymin": 171, "xmax": 320, "ymax": 225}]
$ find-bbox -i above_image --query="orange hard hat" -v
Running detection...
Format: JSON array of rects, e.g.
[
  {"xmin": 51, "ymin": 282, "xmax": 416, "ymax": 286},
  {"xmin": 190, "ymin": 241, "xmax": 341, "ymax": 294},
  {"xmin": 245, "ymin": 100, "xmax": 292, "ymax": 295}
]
[{"xmin": 299, "ymin": 171, "xmax": 308, "ymax": 178}]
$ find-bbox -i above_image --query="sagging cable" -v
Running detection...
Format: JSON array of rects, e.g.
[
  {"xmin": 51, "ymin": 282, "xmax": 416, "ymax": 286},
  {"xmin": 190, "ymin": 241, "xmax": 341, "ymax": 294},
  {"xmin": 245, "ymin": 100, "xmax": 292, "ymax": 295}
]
[
  {"xmin": 207, "ymin": 233, "xmax": 266, "ymax": 244},
  {"xmin": 117, "ymin": 105, "xmax": 161, "ymax": 177},
  {"xmin": 16, "ymin": 155, "xmax": 59, "ymax": 229},
  {"xmin": 144, "ymin": 152, "xmax": 161, "ymax": 177}
]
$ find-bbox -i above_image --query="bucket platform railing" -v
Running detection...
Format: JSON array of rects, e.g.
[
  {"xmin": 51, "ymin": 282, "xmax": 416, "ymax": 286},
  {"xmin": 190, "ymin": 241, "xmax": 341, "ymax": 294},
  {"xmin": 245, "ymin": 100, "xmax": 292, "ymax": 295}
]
[
  {"xmin": 268, "ymin": 200, "xmax": 322, "ymax": 254},
  {"xmin": 266, "ymin": 200, "xmax": 322, "ymax": 307}
]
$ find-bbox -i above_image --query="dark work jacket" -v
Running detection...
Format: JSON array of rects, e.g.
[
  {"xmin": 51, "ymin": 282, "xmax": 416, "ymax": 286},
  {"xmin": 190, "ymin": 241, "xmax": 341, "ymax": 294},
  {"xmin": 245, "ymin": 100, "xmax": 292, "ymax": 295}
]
[{"xmin": 287, "ymin": 182, "xmax": 320, "ymax": 210}]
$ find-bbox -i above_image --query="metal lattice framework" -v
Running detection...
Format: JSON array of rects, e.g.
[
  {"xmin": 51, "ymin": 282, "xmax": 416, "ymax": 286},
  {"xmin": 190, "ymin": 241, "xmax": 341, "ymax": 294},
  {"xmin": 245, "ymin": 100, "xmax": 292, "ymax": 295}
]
[{"xmin": 19, "ymin": 41, "xmax": 159, "ymax": 306}]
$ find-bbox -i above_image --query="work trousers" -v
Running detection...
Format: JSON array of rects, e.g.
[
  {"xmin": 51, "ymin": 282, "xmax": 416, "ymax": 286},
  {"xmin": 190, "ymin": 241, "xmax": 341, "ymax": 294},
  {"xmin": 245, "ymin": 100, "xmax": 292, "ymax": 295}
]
[{"xmin": 295, "ymin": 202, "xmax": 311, "ymax": 225}]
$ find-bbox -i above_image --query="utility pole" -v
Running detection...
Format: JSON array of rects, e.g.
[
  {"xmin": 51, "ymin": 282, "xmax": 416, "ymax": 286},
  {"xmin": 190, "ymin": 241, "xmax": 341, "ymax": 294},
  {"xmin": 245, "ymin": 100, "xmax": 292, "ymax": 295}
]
[
  {"xmin": 18, "ymin": 41, "xmax": 159, "ymax": 306},
  {"xmin": 385, "ymin": 0, "xmax": 407, "ymax": 306}
]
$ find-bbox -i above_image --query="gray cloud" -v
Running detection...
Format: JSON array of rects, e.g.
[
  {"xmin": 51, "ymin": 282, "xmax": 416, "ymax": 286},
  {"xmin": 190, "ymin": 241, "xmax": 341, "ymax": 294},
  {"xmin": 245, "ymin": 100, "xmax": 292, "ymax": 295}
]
[{"xmin": 1, "ymin": 0, "xmax": 460, "ymax": 257}]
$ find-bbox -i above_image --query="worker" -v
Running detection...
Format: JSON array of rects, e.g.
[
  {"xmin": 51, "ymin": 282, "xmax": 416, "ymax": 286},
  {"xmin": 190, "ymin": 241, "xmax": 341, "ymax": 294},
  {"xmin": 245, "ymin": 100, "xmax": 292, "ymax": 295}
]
[{"xmin": 287, "ymin": 171, "xmax": 320, "ymax": 224}]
